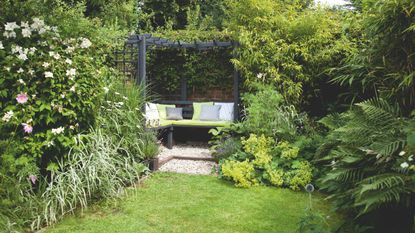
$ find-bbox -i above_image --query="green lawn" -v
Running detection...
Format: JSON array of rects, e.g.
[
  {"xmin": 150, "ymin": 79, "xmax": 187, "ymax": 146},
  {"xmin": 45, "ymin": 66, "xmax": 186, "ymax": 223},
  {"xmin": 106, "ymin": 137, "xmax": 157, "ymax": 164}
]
[{"xmin": 44, "ymin": 173, "xmax": 340, "ymax": 233}]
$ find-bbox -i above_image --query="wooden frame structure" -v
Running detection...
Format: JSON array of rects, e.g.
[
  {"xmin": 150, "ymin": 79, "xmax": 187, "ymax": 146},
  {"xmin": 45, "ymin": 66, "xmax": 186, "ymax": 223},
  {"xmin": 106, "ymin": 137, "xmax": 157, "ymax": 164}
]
[{"xmin": 124, "ymin": 34, "xmax": 241, "ymax": 120}]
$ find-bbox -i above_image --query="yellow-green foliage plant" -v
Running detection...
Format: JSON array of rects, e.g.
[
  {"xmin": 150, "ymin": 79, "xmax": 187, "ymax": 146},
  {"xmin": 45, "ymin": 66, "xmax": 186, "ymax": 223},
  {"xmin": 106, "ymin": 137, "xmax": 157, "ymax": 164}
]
[
  {"xmin": 221, "ymin": 160, "xmax": 258, "ymax": 188},
  {"xmin": 286, "ymin": 161, "xmax": 313, "ymax": 191},
  {"xmin": 265, "ymin": 168, "xmax": 284, "ymax": 187},
  {"xmin": 277, "ymin": 141, "xmax": 300, "ymax": 159},
  {"xmin": 242, "ymin": 134, "xmax": 273, "ymax": 167},
  {"xmin": 220, "ymin": 134, "xmax": 313, "ymax": 190}
]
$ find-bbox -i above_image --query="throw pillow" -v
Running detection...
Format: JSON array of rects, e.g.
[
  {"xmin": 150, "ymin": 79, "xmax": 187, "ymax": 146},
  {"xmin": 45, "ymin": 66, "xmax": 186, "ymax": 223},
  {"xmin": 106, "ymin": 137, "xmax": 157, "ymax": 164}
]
[
  {"xmin": 199, "ymin": 105, "xmax": 221, "ymax": 121},
  {"xmin": 192, "ymin": 102, "xmax": 213, "ymax": 120},
  {"xmin": 145, "ymin": 103, "xmax": 159, "ymax": 120},
  {"xmin": 214, "ymin": 102, "xmax": 235, "ymax": 121},
  {"xmin": 166, "ymin": 107, "xmax": 183, "ymax": 120},
  {"xmin": 156, "ymin": 104, "xmax": 175, "ymax": 120}
]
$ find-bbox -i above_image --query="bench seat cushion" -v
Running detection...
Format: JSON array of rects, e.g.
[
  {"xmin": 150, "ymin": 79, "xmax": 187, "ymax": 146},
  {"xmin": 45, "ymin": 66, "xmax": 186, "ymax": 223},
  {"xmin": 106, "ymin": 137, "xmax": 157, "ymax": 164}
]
[
  {"xmin": 150, "ymin": 119, "xmax": 231, "ymax": 128},
  {"xmin": 172, "ymin": 119, "xmax": 231, "ymax": 127}
]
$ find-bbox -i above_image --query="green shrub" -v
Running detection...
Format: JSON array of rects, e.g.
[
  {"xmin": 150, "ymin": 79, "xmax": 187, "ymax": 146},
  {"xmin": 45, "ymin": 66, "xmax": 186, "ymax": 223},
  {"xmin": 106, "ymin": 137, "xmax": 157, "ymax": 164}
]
[
  {"xmin": 211, "ymin": 136, "xmax": 242, "ymax": 160},
  {"xmin": 238, "ymin": 84, "xmax": 301, "ymax": 140}
]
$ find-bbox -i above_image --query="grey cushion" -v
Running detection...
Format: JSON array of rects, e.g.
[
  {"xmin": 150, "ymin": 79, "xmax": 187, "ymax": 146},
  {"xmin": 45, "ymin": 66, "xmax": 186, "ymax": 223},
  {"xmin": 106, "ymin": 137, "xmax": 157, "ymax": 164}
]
[
  {"xmin": 166, "ymin": 107, "xmax": 183, "ymax": 120},
  {"xmin": 199, "ymin": 105, "xmax": 221, "ymax": 121}
]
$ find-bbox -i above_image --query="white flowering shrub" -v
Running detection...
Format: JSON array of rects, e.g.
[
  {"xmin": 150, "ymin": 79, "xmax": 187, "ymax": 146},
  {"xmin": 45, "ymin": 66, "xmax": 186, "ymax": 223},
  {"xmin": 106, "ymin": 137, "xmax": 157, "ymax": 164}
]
[{"xmin": 0, "ymin": 18, "xmax": 104, "ymax": 173}]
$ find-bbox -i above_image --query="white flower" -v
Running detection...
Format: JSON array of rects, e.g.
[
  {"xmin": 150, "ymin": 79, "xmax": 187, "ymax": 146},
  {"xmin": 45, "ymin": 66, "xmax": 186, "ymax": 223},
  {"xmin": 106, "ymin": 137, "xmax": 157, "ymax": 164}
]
[
  {"xmin": 21, "ymin": 28, "xmax": 32, "ymax": 38},
  {"xmin": 53, "ymin": 53, "xmax": 61, "ymax": 60},
  {"xmin": 257, "ymin": 73, "xmax": 265, "ymax": 79},
  {"xmin": 17, "ymin": 68, "xmax": 24, "ymax": 73},
  {"xmin": 3, "ymin": 31, "xmax": 16, "ymax": 38},
  {"xmin": 65, "ymin": 46, "xmax": 75, "ymax": 53},
  {"xmin": 70, "ymin": 85, "xmax": 76, "ymax": 92},
  {"xmin": 51, "ymin": 127, "xmax": 65, "ymax": 135},
  {"xmin": 123, "ymin": 96, "xmax": 128, "ymax": 100},
  {"xmin": 408, "ymin": 155, "xmax": 414, "ymax": 162},
  {"xmin": 400, "ymin": 162, "xmax": 409, "ymax": 169},
  {"xmin": 80, "ymin": 38, "xmax": 92, "ymax": 48},
  {"xmin": 66, "ymin": 68, "xmax": 76, "ymax": 79},
  {"xmin": 42, "ymin": 62, "xmax": 50, "ymax": 68},
  {"xmin": 65, "ymin": 58, "xmax": 72, "ymax": 64},
  {"xmin": 2, "ymin": 111, "xmax": 13, "ymax": 122},
  {"xmin": 17, "ymin": 53, "xmax": 28, "ymax": 61},
  {"xmin": 0, "ymin": 41, "xmax": 3, "ymax": 50},
  {"xmin": 4, "ymin": 22, "xmax": 19, "ymax": 31},
  {"xmin": 28, "ymin": 69, "xmax": 34, "ymax": 75},
  {"xmin": 60, "ymin": 94, "xmax": 65, "ymax": 99},
  {"xmin": 29, "ymin": 47, "xmax": 37, "ymax": 55},
  {"xmin": 49, "ymin": 51, "xmax": 55, "ymax": 57},
  {"xmin": 115, "ymin": 92, "xmax": 120, "ymax": 95},
  {"xmin": 117, "ymin": 102, "xmax": 124, "ymax": 106},
  {"xmin": 399, "ymin": 151, "xmax": 406, "ymax": 156},
  {"xmin": 18, "ymin": 79, "xmax": 25, "ymax": 85},
  {"xmin": 103, "ymin": 87, "xmax": 109, "ymax": 93},
  {"xmin": 44, "ymin": 71, "xmax": 53, "ymax": 78},
  {"xmin": 46, "ymin": 140, "xmax": 55, "ymax": 147},
  {"xmin": 30, "ymin": 18, "xmax": 45, "ymax": 31},
  {"xmin": 69, "ymin": 125, "xmax": 75, "ymax": 130},
  {"xmin": 21, "ymin": 21, "xmax": 29, "ymax": 28}
]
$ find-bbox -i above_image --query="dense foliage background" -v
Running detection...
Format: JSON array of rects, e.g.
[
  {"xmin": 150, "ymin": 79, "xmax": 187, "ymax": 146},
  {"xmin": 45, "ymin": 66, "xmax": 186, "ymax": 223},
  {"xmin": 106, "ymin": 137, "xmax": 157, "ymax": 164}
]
[{"xmin": 1, "ymin": 0, "xmax": 414, "ymax": 232}]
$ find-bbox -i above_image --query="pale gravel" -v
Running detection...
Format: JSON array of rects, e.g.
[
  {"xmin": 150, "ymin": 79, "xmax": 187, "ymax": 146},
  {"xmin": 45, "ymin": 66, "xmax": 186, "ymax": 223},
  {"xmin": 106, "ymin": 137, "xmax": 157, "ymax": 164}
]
[
  {"xmin": 158, "ymin": 159, "xmax": 217, "ymax": 175},
  {"xmin": 157, "ymin": 144, "xmax": 217, "ymax": 175},
  {"xmin": 157, "ymin": 144, "xmax": 212, "ymax": 160}
]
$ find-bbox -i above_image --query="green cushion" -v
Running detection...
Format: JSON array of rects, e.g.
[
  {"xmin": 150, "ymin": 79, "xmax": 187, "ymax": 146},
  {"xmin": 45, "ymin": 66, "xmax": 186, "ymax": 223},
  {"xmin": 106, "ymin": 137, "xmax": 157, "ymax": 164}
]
[
  {"xmin": 192, "ymin": 102, "xmax": 213, "ymax": 120},
  {"xmin": 172, "ymin": 120, "xmax": 231, "ymax": 127},
  {"xmin": 156, "ymin": 104, "xmax": 175, "ymax": 120}
]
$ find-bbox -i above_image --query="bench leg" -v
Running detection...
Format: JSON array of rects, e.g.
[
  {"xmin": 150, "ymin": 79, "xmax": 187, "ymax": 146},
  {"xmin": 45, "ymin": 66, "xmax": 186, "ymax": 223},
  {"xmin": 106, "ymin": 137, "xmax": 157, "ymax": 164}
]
[{"xmin": 167, "ymin": 126, "xmax": 173, "ymax": 149}]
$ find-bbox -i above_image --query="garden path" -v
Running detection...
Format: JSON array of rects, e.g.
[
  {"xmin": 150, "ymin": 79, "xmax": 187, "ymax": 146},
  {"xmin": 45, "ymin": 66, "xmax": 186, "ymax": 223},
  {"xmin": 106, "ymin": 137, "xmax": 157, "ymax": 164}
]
[{"xmin": 157, "ymin": 144, "xmax": 217, "ymax": 175}]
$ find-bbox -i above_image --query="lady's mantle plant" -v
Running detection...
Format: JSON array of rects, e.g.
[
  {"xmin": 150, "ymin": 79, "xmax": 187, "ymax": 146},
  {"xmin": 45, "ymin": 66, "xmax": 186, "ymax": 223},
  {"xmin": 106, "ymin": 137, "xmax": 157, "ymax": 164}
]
[{"xmin": 0, "ymin": 18, "xmax": 103, "ymax": 175}]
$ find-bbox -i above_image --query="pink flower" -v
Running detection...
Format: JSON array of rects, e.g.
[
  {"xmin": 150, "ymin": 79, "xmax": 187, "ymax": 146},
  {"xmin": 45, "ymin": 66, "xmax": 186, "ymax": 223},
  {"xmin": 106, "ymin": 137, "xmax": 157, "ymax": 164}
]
[
  {"xmin": 22, "ymin": 123, "xmax": 33, "ymax": 133},
  {"xmin": 16, "ymin": 93, "xmax": 28, "ymax": 104},
  {"xmin": 29, "ymin": 174, "xmax": 37, "ymax": 184}
]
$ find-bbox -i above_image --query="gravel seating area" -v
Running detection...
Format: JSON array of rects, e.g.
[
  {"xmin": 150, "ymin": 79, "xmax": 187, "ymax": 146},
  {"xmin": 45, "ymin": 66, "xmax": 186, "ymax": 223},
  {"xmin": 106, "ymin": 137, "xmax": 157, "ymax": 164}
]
[
  {"xmin": 158, "ymin": 159, "xmax": 217, "ymax": 175},
  {"xmin": 157, "ymin": 144, "xmax": 213, "ymax": 160},
  {"xmin": 157, "ymin": 144, "xmax": 217, "ymax": 175}
]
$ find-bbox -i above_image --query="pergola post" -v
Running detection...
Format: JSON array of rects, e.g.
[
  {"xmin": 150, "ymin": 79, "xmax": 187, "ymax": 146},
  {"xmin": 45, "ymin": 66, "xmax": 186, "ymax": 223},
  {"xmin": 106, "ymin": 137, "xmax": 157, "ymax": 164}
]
[
  {"xmin": 180, "ymin": 77, "xmax": 187, "ymax": 100},
  {"xmin": 138, "ymin": 36, "xmax": 146, "ymax": 86},
  {"xmin": 233, "ymin": 69, "xmax": 240, "ymax": 121},
  {"xmin": 233, "ymin": 43, "xmax": 241, "ymax": 121}
]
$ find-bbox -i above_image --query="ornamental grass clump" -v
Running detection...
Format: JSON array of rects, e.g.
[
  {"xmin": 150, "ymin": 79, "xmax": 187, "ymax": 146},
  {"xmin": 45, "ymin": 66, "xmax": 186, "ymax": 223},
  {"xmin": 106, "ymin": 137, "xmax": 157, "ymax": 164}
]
[{"xmin": 39, "ymin": 130, "xmax": 148, "ymax": 228}]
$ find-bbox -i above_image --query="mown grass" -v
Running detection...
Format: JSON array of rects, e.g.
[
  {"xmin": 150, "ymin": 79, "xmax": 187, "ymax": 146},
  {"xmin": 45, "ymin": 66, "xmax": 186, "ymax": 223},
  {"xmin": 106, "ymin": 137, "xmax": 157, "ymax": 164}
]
[{"xmin": 44, "ymin": 172, "xmax": 341, "ymax": 233}]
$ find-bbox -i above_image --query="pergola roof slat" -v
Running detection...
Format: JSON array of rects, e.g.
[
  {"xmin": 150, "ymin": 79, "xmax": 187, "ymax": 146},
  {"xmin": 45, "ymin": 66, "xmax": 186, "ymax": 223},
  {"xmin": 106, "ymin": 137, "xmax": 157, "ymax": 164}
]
[{"xmin": 126, "ymin": 34, "xmax": 233, "ymax": 49}]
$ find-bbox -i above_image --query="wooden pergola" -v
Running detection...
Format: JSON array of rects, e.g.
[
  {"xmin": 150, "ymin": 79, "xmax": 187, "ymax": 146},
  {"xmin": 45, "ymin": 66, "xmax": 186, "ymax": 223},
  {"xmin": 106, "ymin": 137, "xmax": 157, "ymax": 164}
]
[{"xmin": 124, "ymin": 34, "xmax": 241, "ymax": 119}]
